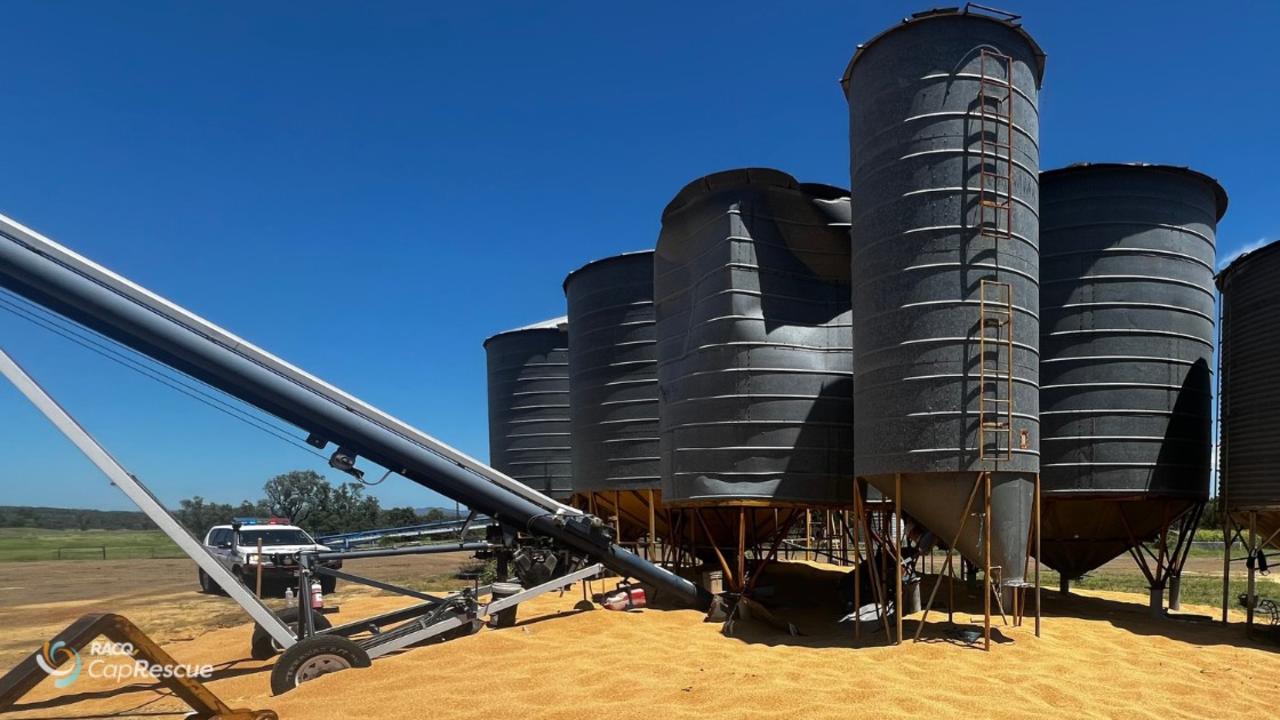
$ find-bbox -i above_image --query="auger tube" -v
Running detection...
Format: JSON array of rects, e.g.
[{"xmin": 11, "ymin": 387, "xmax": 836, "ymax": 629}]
[{"xmin": 0, "ymin": 213, "xmax": 711, "ymax": 610}]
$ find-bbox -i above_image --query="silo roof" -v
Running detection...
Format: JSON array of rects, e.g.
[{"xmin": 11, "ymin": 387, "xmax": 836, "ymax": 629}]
[
  {"xmin": 840, "ymin": 6, "xmax": 1047, "ymax": 93},
  {"xmin": 1042, "ymin": 162, "xmax": 1229, "ymax": 221},
  {"xmin": 661, "ymin": 168, "xmax": 800, "ymax": 221},
  {"xmin": 562, "ymin": 250, "xmax": 654, "ymax": 292},
  {"xmin": 482, "ymin": 315, "xmax": 568, "ymax": 346},
  {"xmin": 1217, "ymin": 239, "xmax": 1280, "ymax": 290}
]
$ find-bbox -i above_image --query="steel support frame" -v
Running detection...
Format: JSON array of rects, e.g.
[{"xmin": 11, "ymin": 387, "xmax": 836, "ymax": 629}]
[
  {"xmin": 852, "ymin": 479, "xmax": 893, "ymax": 641},
  {"xmin": 686, "ymin": 507, "xmax": 799, "ymax": 595},
  {"xmin": 299, "ymin": 560, "xmax": 603, "ymax": 660},
  {"xmin": 1116, "ymin": 500, "xmax": 1204, "ymax": 614},
  {"xmin": 1221, "ymin": 510, "xmax": 1280, "ymax": 636}
]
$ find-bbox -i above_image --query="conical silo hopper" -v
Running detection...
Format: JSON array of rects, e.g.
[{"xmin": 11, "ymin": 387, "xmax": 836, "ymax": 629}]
[
  {"xmin": 842, "ymin": 8, "xmax": 1045, "ymax": 603},
  {"xmin": 483, "ymin": 318, "xmax": 573, "ymax": 499},
  {"xmin": 564, "ymin": 251, "xmax": 668, "ymax": 546},
  {"xmin": 656, "ymin": 168, "xmax": 854, "ymax": 589},
  {"xmin": 1039, "ymin": 164, "xmax": 1224, "ymax": 608}
]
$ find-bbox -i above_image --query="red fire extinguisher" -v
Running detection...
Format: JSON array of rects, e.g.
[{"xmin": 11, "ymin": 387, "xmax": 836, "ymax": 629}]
[{"xmin": 599, "ymin": 585, "xmax": 646, "ymax": 611}]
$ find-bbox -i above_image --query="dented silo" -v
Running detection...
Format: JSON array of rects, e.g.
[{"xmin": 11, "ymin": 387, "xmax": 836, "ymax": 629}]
[
  {"xmin": 655, "ymin": 168, "xmax": 854, "ymax": 567},
  {"xmin": 563, "ymin": 251, "xmax": 666, "ymax": 542},
  {"xmin": 842, "ymin": 7, "xmax": 1045, "ymax": 599},
  {"xmin": 483, "ymin": 318, "xmax": 573, "ymax": 499},
  {"xmin": 1040, "ymin": 164, "xmax": 1224, "ymax": 606}
]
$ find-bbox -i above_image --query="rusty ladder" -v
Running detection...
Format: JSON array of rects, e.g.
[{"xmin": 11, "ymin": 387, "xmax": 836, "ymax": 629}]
[
  {"xmin": 979, "ymin": 279, "xmax": 1014, "ymax": 461},
  {"xmin": 975, "ymin": 47, "xmax": 1016, "ymax": 463}
]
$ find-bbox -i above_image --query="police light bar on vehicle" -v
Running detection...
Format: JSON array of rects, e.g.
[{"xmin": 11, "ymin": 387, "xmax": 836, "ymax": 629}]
[{"xmin": 231, "ymin": 517, "xmax": 292, "ymax": 527}]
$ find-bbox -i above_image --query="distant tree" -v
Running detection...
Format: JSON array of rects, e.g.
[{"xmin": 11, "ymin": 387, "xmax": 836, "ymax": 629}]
[
  {"xmin": 1201, "ymin": 496, "xmax": 1222, "ymax": 532},
  {"xmin": 378, "ymin": 506, "xmax": 419, "ymax": 528},
  {"xmin": 306, "ymin": 482, "xmax": 381, "ymax": 535},
  {"xmin": 17, "ymin": 507, "xmax": 37, "ymax": 528},
  {"xmin": 420, "ymin": 507, "xmax": 448, "ymax": 522},
  {"xmin": 235, "ymin": 499, "xmax": 271, "ymax": 518},
  {"xmin": 174, "ymin": 496, "xmax": 239, "ymax": 537},
  {"xmin": 263, "ymin": 470, "xmax": 328, "ymax": 524},
  {"xmin": 75, "ymin": 511, "xmax": 91, "ymax": 532}
]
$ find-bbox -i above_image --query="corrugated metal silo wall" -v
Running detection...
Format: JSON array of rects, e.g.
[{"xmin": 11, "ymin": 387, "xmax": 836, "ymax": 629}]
[
  {"xmin": 1219, "ymin": 240, "xmax": 1280, "ymax": 549},
  {"xmin": 483, "ymin": 324, "xmax": 573, "ymax": 499},
  {"xmin": 843, "ymin": 9, "xmax": 1043, "ymax": 586},
  {"xmin": 564, "ymin": 251, "xmax": 664, "ymax": 536},
  {"xmin": 656, "ymin": 169, "xmax": 854, "ymax": 519},
  {"xmin": 1039, "ymin": 165, "xmax": 1221, "ymax": 577}
]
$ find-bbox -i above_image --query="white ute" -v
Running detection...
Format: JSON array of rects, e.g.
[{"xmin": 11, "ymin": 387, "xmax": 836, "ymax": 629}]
[{"xmin": 199, "ymin": 519, "xmax": 341, "ymax": 595}]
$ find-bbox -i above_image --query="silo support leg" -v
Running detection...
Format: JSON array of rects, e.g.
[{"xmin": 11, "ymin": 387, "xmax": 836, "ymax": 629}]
[
  {"xmin": 855, "ymin": 480, "xmax": 893, "ymax": 641},
  {"xmin": 1116, "ymin": 505, "xmax": 1163, "ymax": 616},
  {"xmin": 693, "ymin": 509, "xmax": 736, "ymax": 592},
  {"xmin": 913, "ymin": 474, "xmax": 982, "ymax": 642},
  {"xmin": 1034, "ymin": 472, "xmax": 1041, "ymax": 638},
  {"xmin": 894, "ymin": 473, "xmax": 903, "ymax": 645},
  {"xmin": 984, "ymin": 472, "xmax": 992, "ymax": 652},
  {"xmin": 1247, "ymin": 511, "xmax": 1257, "ymax": 636},
  {"xmin": 1221, "ymin": 514, "xmax": 1234, "ymax": 624},
  {"xmin": 744, "ymin": 510, "xmax": 799, "ymax": 595}
]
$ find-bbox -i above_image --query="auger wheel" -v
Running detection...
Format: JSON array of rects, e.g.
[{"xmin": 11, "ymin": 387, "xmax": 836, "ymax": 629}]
[{"xmin": 269, "ymin": 635, "xmax": 370, "ymax": 695}]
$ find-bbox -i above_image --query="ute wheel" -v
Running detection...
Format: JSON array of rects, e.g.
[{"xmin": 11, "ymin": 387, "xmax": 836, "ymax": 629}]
[
  {"xmin": 319, "ymin": 574, "xmax": 338, "ymax": 594},
  {"xmin": 270, "ymin": 635, "xmax": 370, "ymax": 695},
  {"xmin": 251, "ymin": 606, "xmax": 332, "ymax": 660},
  {"xmin": 198, "ymin": 569, "xmax": 225, "ymax": 595}
]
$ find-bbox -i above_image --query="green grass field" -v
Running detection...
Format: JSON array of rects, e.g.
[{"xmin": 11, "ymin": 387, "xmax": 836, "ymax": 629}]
[{"xmin": 0, "ymin": 527, "xmax": 183, "ymax": 562}]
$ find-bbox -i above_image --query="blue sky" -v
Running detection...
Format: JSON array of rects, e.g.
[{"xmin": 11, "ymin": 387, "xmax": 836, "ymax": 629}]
[{"xmin": 0, "ymin": 1, "xmax": 1272, "ymax": 511}]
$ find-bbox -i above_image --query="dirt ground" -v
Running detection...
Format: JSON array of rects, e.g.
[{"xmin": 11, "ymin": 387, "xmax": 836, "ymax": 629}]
[{"xmin": 2, "ymin": 557, "xmax": 1279, "ymax": 720}]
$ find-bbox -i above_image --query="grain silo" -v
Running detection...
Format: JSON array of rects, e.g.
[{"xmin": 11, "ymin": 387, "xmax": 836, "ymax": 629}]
[
  {"xmin": 1039, "ymin": 164, "xmax": 1224, "ymax": 612},
  {"xmin": 842, "ymin": 6, "xmax": 1045, "ymax": 626},
  {"xmin": 656, "ymin": 168, "xmax": 854, "ymax": 592},
  {"xmin": 564, "ymin": 251, "xmax": 667, "ymax": 549},
  {"xmin": 483, "ymin": 318, "xmax": 573, "ymax": 499},
  {"xmin": 1217, "ymin": 238, "xmax": 1280, "ymax": 628}
]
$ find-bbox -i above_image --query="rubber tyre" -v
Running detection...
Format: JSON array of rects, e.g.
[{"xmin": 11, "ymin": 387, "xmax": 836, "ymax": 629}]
[
  {"xmin": 198, "ymin": 569, "xmax": 227, "ymax": 595},
  {"xmin": 270, "ymin": 634, "xmax": 370, "ymax": 696},
  {"xmin": 250, "ymin": 606, "xmax": 332, "ymax": 661},
  {"xmin": 197, "ymin": 569, "xmax": 214, "ymax": 594},
  {"xmin": 319, "ymin": 574, "xmax": 338, "ymax": 594}
]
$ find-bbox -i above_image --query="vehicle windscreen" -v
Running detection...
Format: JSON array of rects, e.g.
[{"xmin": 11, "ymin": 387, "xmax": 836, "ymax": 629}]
[{"xmin": 237, "ymin": 529, "xmax": 313, "ymax": 546}]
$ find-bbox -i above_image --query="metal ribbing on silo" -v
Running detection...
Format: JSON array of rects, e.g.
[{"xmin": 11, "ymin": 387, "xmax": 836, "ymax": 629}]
[
  {"xmin": 1219, "ymin": 239, "xmax": 1280, "ymax": 547},
  {"xmin": 842, "ymin": 8, "xmax": 1044, "ymax": 589},
  {"xmin": 564, "ymin": 251, "xmax": 660, "ymax": 493},
  {"xmin": 1039, "ymin": 164, "xmax": 1223, "ymax": 577},
  {"xmin": 655, "ymin": 168, "xmax": 854, "ymax": 508},
  {"xmin": 483, "ymin": 318, "xmax": 573, "ymax": 499}
]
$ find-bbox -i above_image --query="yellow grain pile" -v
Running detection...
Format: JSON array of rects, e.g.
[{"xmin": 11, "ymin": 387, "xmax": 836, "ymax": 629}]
[{"xmin": 7, "ymin": 563, "xmax": 1280, "ymax": 720}]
